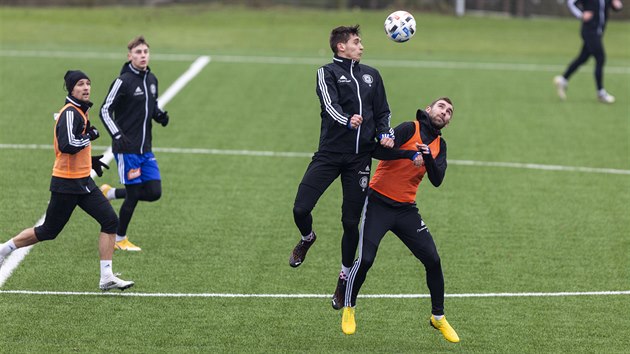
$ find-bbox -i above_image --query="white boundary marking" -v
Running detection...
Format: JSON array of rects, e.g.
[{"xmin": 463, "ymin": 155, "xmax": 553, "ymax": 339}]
[
  {"xmin": 0, "ymin": 56, "xmax": 210, "ymax": 288},
  {"xmin": 1, "ymin": 50, "xmax": 629, "ymax": 74},
  {"xmin": 0, "ymin": 289, "xmax": 628, "ymax": 298},
  {"xmin": 2, "ymin": 144, "xmax": 629, "ymax": 175}
]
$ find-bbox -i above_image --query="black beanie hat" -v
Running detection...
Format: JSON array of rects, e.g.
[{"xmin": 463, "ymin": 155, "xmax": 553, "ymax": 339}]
[{"xmin": 64, "ymin": 70, "xmax": 90, "ymax": 94}]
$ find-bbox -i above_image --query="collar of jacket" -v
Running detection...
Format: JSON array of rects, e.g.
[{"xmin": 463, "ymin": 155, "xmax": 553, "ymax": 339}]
[
  {"xmin": 333, "ymin": 55, "xmax": 359, "ymax": 72},
  {"xmin": 416, "ymin": 109, "xmax": 442, "ymax": 136},
  {"xmin": 120, "ymin": 61, "xmax": 151, "ymax": 76},
  {"xmin": 65, "ymin": 95, "xmax": 93, "ymax": 114}
]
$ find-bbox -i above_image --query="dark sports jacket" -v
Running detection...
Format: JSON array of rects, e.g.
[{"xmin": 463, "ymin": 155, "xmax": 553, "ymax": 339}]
[
  {"xmin": 568, "ymin": 0, "xmax": 622, "ymax": 35},
  {"xmin": 100, "ymin": 62, "xmax": 160, "ymax": 154},
  {"xmin": 316, "ymin": 55, "xmax": 393, "ymax": 154}
]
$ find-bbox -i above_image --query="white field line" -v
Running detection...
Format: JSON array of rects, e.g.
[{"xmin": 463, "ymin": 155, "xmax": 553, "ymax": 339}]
[
  {"xmin": 1, "ymin": 50, "xmax": 629, "ymax": 74},
  {"xmin": 2, "ymin": 144, "xmax": 630, "ymax": 176},
  {"xmin": 0, "ymin": 289, "xmax": 628, "ymax": 298},
  {"xmin": 0, "ymin": 56, "xmax": 210, "ymax": 288}
]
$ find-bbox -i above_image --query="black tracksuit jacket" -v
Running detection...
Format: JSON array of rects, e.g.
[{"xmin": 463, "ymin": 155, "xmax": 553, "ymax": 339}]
[
  {"xmin": 100, "ymin": 62, "xmax": 160, "ymax": 154},
  {"xmin": 568, "ymin": 0, "xmax": 621, "ymax": 35},
  {"xmin": 315, "ymin": 55, "xmax": 393, "ymax": 155}
]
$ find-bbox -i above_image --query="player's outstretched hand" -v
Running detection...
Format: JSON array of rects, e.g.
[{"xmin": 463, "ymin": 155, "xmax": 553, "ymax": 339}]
[{"xmin": 91, "ymin": 155, "xmax": 109, "ymax": 177}]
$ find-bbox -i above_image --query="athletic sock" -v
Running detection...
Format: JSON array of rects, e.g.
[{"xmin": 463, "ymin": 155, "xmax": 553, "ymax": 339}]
[
  {"xmin": 433, "ymin": 314, "xmax": 444, "ymax": 321},
  {"xmin": 301, "ymin": 231, "xmax": 314, "ymax": 242},
  {"xmin": 106, "ymin": 188, "xmax": 116, "ymax": 200},
  {"xmin": 0, "ymin": 239, "xmax": 17, "ymax": 257},
  {"xmin": 115, "ymin": 235, "xmax": 126, "ymax": 243},
  {"xmin": 100, "ymin": 260, "xmax": 114, "ymax": 279},
  {"xmin": 340, "ymin": 265, "xmax": 350, "ymax": 280}
]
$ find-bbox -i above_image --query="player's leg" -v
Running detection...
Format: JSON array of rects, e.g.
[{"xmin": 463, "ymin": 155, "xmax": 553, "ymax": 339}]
[
  {"xmin": 290, "ymin": 152, "xmax": 341, "ymax": 267},
  {"xmin": 100, "ymin": 183, "xmax": 126, "ymax": 201},
  {"xmin": 114, "ymin": 153, "xmax": 144, "ymax": 251},
  {"xmin": 392, "ymin": 208, "xmax": 459, "ymax": 343},
  {"xmin": 78, "ymin": 189, "xmax": 134, "ymax": 291},
  {"xmin": 555, "ymin": 36, "xmax": 591, "ymax": 100},
  {"xmin": 341, "ymin": 195, "xmax": 393, "ymax": 334},
  {"xmin": 585, "ymin": 33, "xmax": 614, "ymax": 103},
  {"xmin": 334, "ymin": 153, "xmax": 371, "ymax": 309},
  {"xmin": 0, "ymin": 192, "xmax": 77, "ymax": 269}
]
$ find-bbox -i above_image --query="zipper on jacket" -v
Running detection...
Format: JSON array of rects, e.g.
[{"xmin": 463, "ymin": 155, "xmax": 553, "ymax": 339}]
[
  {"xmin": 350, "ymin": 60, "xmax": 362, "ymax": 154},
  {"xmin": 141, "ymin": 72, "xmax": 148, "ymax": 154}
]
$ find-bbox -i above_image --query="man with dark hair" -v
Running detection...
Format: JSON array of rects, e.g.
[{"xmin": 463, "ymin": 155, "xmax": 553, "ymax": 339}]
[
  {"xmin": 100, "ymin": 35, "xmax": 170, "ymax": 251},
  {"xmin": 0, "ymin": 70, "xmax": 134, "ymax": 291},
  {"xmin": 290, "ymin": 25, "xmax": 395, "ymax": 310},
  {"xmin": 341, "ymin": 97, "xmax": 459, "ymax": 343},
  {"xmin": 554, "ymin": 0, "xmax": 623, "ymax": 103}
]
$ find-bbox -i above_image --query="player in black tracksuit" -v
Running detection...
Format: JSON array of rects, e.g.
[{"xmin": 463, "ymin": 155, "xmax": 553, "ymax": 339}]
[
  {"xmin": 289, "ymin": 25, "xmax": 395, "ymax": 310},
  {"xmin": 554, "ymin": 0, "xmax": 623, "ymax": 103},
  {"xmin": 99, "ymin": 36, "xmax": 169, "ymax": 251}
]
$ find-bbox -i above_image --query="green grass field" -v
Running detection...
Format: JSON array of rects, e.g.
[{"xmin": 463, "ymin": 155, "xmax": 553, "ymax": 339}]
[{"xmin": 1, "ymin": 5, "xmax": 629, "ymax": 353}]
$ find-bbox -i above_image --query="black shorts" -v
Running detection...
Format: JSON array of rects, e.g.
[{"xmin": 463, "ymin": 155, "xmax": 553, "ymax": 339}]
[
  {"xmin": 34, "ymin": 188, "xmax": 118, "ymax": 241},
  {"xmin": 294, "ymin": 151, "xmax": 372, "ymax": 223}
]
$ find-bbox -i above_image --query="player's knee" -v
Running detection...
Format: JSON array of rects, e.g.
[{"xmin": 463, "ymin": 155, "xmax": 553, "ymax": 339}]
[
  {"xmin": 100, "ymin": 214, "xmax": 119, "ymax": 234},
  {"xmin": 145, "ymin": 189, "xmax": 161, "ymax": 202},
  {"xmin": 358, "ymin": 255, "xmax": 375, "ymax": 271},
  {"xmin": 341, "ymin": 218, "xmax": 360, "ymax": 233},
  {"xmin": 293, "ymin": 205, "xmax": 311, "ymax": 220},
  {"xmin": 143, "ymin": 181, "xmax": 162, "ymax": 202},
  {"xmin": 34, "ymin": 225, "xmax": 61, "ymax": 241},
  {"xmin": 423, "ymin": 254, "xmax": 441, "ymax": 270}
]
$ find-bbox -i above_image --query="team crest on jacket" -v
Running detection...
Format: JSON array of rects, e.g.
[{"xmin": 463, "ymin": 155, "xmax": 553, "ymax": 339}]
[
  {"xmin": 150, "ymin": 84, "xmax": 157, "ymax": 96},
  {"xmin": 359, "ymin": 176, "xmax": 369, "ymax": 189},
  {"xmin": 362, "ymin": 74, "xmax": 373, "ymax": 86}
]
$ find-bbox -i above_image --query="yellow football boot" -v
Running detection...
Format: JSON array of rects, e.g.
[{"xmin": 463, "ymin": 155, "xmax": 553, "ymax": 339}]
[
  {"xmin": 341, "ymin": 307, "xmax": 356, "ymax": 335},
  {"xmin": 114, "ymin": 238, "xmax": 142, "ymax": 251},
  {"xmin": 430, "ymin": 315, "xmax": 460, "ymax": 343}
]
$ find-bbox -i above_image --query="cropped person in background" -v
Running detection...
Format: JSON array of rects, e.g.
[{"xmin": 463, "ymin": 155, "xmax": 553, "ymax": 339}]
[
  {"xmin": 0, "ymin": 70, "xmax": 134, "ymax": 291},
  {"xmin": 554, "ymin": 0, "xmax": 623, "ymax": 103},
  {"xmin": 100, "ymin": 35, "xmax": 170, "ymax": 251}
]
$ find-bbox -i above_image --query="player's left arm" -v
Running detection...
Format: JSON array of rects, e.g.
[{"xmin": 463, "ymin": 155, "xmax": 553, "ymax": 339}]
[
  {"xmin": 422, "ymin": 139, "xmax": 447, "ymax": 187},
  {"xmin": 152, "ymin": 77, "xmax": 169, "ymax": 127},
  {"xmin": 372, "ymin": 121, "xmax": 415, "ymax": 160}
]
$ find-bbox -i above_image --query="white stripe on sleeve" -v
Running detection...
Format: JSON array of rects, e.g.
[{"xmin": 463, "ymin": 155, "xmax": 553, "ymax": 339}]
[
  {"xmin": 65, "ymin": 110, "xmax": 90, "ymax": 148},
  {"xmin": 101, "ymin": 78, "xmax": 123, "ymax": 135},
  {"xmin": 317, "ymin": 68, "xmax": 348, "ymax": 125}
]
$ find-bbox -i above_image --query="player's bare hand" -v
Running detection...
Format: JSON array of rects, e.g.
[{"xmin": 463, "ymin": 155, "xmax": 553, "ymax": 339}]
[
  {"xmin": 612, "ymin": 0, "xmax": 623, "ymax": 10},
  {"xmin": 380, "ymin": 137, "xmax": 394, "ymax": 148},
  {"xmin": 415, "ymin": 143, "xmax": 430, "ymax": 155},
  {"xmin": 583, "ymin": 11, "xmax": 593, "ymax": 22},
  {"xmin": 349, "ymin": 114, "xmax": 363, "ymax": 129},
  {"xmin": 413, "ymin": 153, "xmax": 424, "ymax": 167}
]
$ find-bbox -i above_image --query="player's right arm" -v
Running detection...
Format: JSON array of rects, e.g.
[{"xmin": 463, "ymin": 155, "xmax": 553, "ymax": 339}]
[
  {"xmin": 99, "ymin": 78, "xmax": 125, "ymax": 139},
  {"xmin": 316, "ymin": 67, "xmax": 352, "ymax": 128}
]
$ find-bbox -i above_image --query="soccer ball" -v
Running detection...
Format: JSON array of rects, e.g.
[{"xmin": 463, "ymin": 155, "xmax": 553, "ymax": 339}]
[{"xmin": 384, "ymin": 10, "xmax": 416, "ymax": 43}]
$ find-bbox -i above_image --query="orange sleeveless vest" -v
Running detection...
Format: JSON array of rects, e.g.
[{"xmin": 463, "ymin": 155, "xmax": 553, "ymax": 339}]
[
  {"xmin": 370, "ymin": 120, "xmax": 440, "ymax": 203},
  {"xmin": 52, "ymin": 104, "xmax": 92, "ymax": 179}
]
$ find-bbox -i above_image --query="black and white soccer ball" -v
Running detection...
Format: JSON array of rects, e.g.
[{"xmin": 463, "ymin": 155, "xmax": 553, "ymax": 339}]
[{"xmin": 384, "ymin": 10, "xmax": 416, "ymax": 43}]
